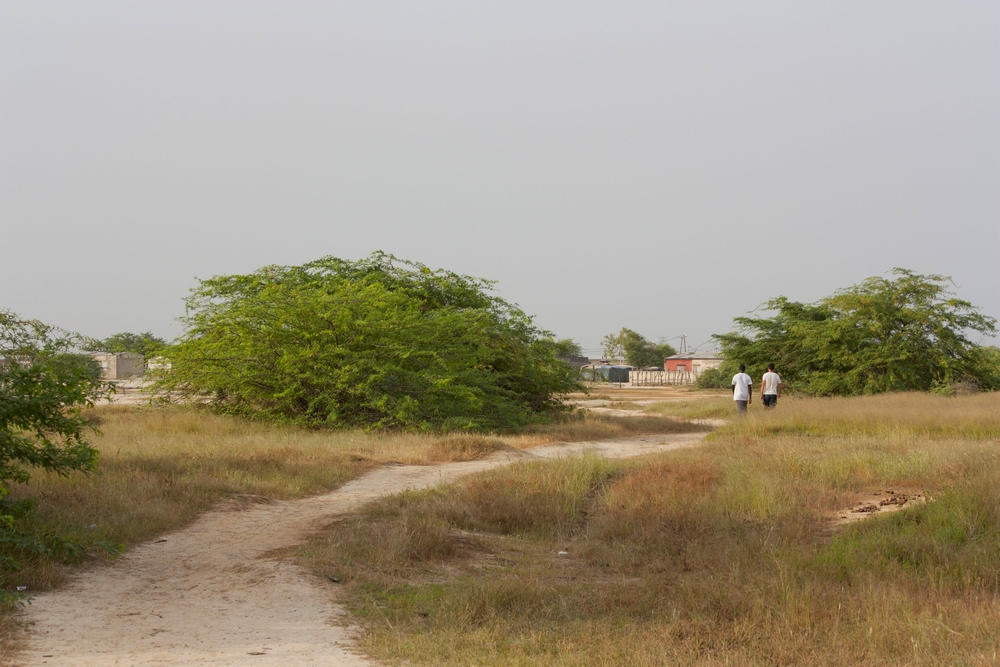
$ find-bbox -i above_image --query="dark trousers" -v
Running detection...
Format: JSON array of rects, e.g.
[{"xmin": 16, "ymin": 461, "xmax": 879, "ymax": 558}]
[
  {"xmin": 762, "ymin": 394, "xmax": 778, "ymax": 408},
  {"xmin": 736, "ymin": 400, "xmax": 748, "ymax": 414}
]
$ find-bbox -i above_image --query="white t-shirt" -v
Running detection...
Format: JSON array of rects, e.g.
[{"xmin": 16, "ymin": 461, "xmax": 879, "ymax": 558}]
[
  {"xmin": 761, "ymin": 371, "xmax": 781, "ymax": 395},
  {"xmin": 731, "ymin": 373, "xmax": 752, "ymax": 401}
]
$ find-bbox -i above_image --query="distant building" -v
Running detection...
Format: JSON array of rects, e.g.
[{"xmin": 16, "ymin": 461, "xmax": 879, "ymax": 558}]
[
  {"xmin": 91, "ymin": 353, "xmax": 144, "ymax": 380},
  {"xmin": 580, "ymin": 364, "xmax": 631, "ymax": 383},
  {"xmin": 663, "ymin": 352, "xmax": 723, "ymax": 377},
  {"xmin": 556, "ymin": 355, "xmax": 590, "ymax": 369}
]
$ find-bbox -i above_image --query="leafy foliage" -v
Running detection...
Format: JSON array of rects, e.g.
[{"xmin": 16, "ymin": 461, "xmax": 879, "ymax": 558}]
[
  {"xmin": 552, "ymin": 339, "xmax": 583, "ymax": 358},
  {"xmin": 0, "ymin": 313, "xmax": 108, "ymax": 490},
  {"xmin": 87, "ymin": 331, "xmax": 166, "ymax": 360},
  {"xmin": 714, "ymin": 270, "xmax": 998, "ymax": 395},
  {"xmin": 601, "ymin": 328, "xmax": 676, "ymax": 368},
  {"xmin": 0, "ymin": 311, "xmax": 110, "ymax": 593},
  {"xmin": 695, "ymin": 367, "xmax": 731, "ymax": 389},
  {"xmin": 155, "ymin": 253, "xmax": 580, "ymax": 430}
]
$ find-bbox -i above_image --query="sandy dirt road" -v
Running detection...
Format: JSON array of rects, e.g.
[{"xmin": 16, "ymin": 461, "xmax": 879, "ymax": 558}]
[{"xmin": 15, "ymin": 432, "xmax": 706, "ymax": 667}]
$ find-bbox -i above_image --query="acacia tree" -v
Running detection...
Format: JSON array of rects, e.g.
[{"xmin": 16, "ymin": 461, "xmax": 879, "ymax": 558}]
[
  {"xmin": 87, "ymin": 331, "xmax": 166, "ymax": 360},
  {"xmin": 714, "ymin": 269, "xmax": 999, "ymax": 395},
  {"xmin": 602, "ymin": 328, "xmax": 676, "ymax": 367},
  {"xmin": 0, "ymin": 312, "xmax": 110, "ymax": 532},
  {"xmin": 154, "ymin": 253, "xmax": 580, "ymax": 430}
]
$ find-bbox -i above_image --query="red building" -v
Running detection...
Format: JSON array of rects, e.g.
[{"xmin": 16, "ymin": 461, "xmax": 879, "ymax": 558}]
[{"xmin": 663, "ymin": 352, "xmax": 722, "ymax": 376}]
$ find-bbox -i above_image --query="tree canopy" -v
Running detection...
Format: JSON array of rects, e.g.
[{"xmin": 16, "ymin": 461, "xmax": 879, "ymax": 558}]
[
  {"xmin": 154, "ymin": 253, "xmax": 580, "ymax": 430},
  {"xmin": 552, "ymin": 338, "xmax": 584, "ymax": 358},
  {"xmin": 714, "ymin": 269, "xmax": 999, "ymax": 395},
  {"xmin": 0, "ymin": 312, "xmax": 109, "ymax": 530},
  {"xmin": 87, "ymin": 331, "xmax": 166, "ymax": 359},
  {"xmin": 601, "ymin": 328, "xmax": 676, "ymax": 368}
]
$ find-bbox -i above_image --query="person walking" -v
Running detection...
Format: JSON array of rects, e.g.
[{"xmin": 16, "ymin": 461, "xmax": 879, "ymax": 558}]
[
  {"xmin": 760, "ymin": 363, "xmax": 782, "ymax": 408},
  {"xmin": 731, "ymin": 364, "xmax": 752, "ymax": 414}
]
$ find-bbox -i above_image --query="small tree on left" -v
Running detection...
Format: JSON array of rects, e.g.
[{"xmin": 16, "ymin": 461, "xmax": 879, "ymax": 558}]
[{"xmin": 0, "ymin": 311, "xmax": 111, "ymax": 569}]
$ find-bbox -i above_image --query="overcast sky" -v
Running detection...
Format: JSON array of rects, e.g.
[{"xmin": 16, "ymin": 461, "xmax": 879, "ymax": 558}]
[{"xmin": 2, "ymin": 2, "xmax": 998, "ymax": 354}]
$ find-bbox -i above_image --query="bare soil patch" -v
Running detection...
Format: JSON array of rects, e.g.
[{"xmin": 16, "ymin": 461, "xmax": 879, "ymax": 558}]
[{"xmin": 824, "ymin": 489, "xmax": 928, "ymax": 533}]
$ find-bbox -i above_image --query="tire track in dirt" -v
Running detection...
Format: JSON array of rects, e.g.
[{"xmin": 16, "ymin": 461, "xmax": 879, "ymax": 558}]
[{"xmin": 15, "ymin": 432, "xmax": 706, "ymax": 666}]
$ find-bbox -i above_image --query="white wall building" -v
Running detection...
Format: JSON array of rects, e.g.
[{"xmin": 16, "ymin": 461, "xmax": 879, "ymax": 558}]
[{"xmin": 91, "ymin": 353, "xmax": 145, "ymax": 380}]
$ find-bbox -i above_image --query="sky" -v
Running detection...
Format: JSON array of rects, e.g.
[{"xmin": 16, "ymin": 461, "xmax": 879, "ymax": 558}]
[{"xmin": 2, "ymin": 1, "xmax": 998, "ymax": 356}]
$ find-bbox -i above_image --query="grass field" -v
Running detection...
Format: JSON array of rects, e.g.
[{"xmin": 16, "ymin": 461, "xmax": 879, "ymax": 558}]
[
  {"xmin": 0, "ymin": 405, "xmax": 703, "ymax": 661},
  {"xmin": 299, "ymin": 392, "xmax": 1000, "ymax": 666},
  {"xmin": 1, "ymin": 406, "xmax": 701, "ymax": 593},
  {"xmin": 641, "ymin": 393, "xmax": 734, "ymax": 420}
]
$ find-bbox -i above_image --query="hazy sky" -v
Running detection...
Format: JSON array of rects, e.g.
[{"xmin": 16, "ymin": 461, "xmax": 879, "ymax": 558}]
[{"xmin": 2, "ymin": 2, "xmax": 998, "ymax": 355}]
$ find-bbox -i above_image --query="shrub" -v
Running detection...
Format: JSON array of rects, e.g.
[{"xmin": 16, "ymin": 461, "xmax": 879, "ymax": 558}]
[
  {"xmin": 154, "ymin": 253, "xmax": 580, "ymax": 430},
  {"xmin": 695, "ymin": 367, "xmax": 730, "ymax": 389}
]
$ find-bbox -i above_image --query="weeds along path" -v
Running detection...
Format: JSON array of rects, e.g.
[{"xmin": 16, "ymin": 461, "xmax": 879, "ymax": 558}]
[{"xmin": 16, "ymin": 432, "xmax": 706, "ymax": 667}]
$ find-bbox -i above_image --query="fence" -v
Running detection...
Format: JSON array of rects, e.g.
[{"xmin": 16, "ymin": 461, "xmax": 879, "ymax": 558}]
[{"xmin": 629, "ymin": 369, "xmax": 695, "ymax": 386}]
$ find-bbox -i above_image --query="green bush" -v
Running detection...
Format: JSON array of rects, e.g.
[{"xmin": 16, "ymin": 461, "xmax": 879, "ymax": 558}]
[
  {"xmin": 1, "ymin": 311, "xmax": 111, "ymax": 598},
  {"xmin": 154, "ymin": 253, "xmax": 580, "ymax": 430},
  {"xmin": 695, "ymin": 367, "xmax": 730, "ymax": 389}
]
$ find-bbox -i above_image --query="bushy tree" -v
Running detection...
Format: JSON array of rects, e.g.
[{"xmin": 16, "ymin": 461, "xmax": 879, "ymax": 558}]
[
  {"xmin": 0, "ymin": 312, "xmax": 110, "ymax": 566},
  {"xmin": 602, "ymin": 328, "xmax": 676, "ymax": 368},
  {"xmin": 154, "ymin": 253, "xmax": 580, "ymax": 430},
  {"xmin": 88, "ymin": 331, "xmax": 166, "ymax": 360},
  {"xmin": 714, "ymin": 270, "xmax": 998, "ymax": 395}
]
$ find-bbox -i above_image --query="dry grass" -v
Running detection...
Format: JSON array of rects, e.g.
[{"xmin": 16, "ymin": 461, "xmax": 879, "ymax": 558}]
[
  {"xmin": 2, "ymin": 406, "xmax": 695, "ymax": 591},
  {"xmin": 0, "ymin": 405, "xmax": 698, "ymax": 662},
  {"xmin": 720, "ymin": 391, "xmax": 1000, "ymax": 439},
  {"xmin": 300, "ymin": 392, "xmax": 1000, "ymax": 666},
  {"xmin": 642, "ymin": 394, "xmax": 736, "ymax": 420}
]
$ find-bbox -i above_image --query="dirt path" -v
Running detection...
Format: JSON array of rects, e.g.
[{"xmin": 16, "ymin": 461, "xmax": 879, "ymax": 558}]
[{"xmin": 15, "ymin": 432, "xmax": 706, "ymax": 667}]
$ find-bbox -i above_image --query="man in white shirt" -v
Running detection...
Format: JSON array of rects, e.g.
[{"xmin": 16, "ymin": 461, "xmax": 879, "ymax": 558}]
[
  {"xmin": 760, "ymin": 363, "xmax": 782, "ymax": 408},
  {"xmin": 731, "ymin": 364, "xmax": 752, "ymax": 414}
]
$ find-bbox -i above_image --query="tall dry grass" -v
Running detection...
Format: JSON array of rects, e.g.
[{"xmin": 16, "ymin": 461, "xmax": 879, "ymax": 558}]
[
  {"xmin": 300, "ymin": 392, "xmax": 1000, "ymax": 666},
  {"xmin": 722, "ymin": 391, "xmax": 1000, "ymax": 438}
]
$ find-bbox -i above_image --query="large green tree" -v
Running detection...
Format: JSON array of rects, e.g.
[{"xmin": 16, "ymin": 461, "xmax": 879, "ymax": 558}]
[
  {"xmin": 154, "ymin": 253, "xmax": 580, "ymax": 430},
  {"xmin": 714, "ymin": 269, "xmax": 999, "ymax": 395}
]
